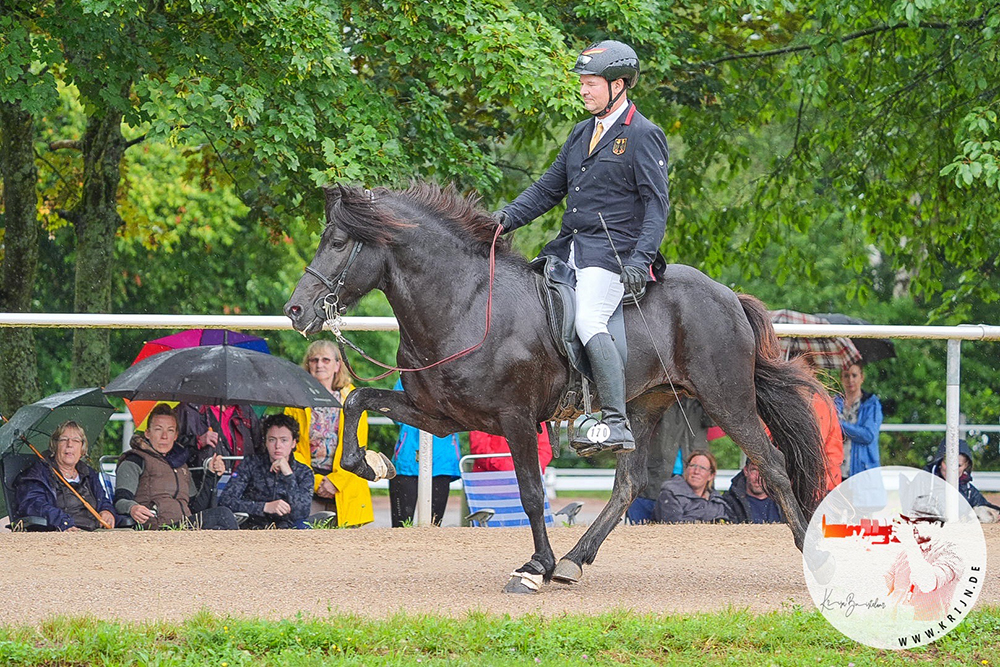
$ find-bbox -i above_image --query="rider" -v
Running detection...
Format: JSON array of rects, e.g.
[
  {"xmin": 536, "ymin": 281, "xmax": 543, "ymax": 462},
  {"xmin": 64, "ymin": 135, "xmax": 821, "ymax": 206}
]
[{"xmin": 495, "ymin": 40, "xmax": 670, "ymax": 454}]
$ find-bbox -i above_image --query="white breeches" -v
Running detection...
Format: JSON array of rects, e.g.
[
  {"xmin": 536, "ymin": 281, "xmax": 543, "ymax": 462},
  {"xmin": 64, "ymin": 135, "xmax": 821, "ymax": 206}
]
[{"xmin": 574, "ymin": 266, "xmax": 625, "ymax": 346}]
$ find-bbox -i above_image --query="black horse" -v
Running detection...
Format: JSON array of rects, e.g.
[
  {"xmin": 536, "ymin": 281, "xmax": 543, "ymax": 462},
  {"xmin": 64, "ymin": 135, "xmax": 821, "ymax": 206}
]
[{"xmin": 285, "ymin": 182, "xmax": 826, "ymax": 593}]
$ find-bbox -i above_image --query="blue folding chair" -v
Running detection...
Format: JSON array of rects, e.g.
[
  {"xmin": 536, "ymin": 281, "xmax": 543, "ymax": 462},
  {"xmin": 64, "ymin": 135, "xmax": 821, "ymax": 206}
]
[{"xmin": 459, "ymin": 454, "xmax": 554, "ymax": 527}]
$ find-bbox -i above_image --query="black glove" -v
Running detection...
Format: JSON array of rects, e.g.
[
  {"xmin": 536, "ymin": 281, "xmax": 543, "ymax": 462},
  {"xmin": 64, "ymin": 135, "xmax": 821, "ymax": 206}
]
[
  {"xmin": 492, "ymin": 210, "xmax": 510, "ymax": 233},
  {"xmin": 620, "ymin": 265, "xmax": 647, "ymax": 295}
]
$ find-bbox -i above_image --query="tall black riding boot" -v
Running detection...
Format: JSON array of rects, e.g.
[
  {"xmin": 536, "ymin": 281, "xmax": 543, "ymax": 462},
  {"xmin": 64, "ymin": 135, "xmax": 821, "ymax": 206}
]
[{"xmin": 573, "ymin": 332, "xmax": 635, "ymax": 456}]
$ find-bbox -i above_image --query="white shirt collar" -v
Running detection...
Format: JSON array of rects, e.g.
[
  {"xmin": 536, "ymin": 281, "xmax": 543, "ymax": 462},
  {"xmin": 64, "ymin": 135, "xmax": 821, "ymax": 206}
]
[{"xmin": 595, "ymin": 96, "xmax": 630, "ymax": 132}]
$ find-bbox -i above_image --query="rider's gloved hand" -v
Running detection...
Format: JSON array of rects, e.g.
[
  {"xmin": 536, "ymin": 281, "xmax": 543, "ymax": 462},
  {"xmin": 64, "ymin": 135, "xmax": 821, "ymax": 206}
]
[
  {"xmin": 620, "ymin": 264, "xmax": 647, "ymax": 295},
  {"xmin": 492, "ymin": 210, "xmax": 510, "ymax": 233}
]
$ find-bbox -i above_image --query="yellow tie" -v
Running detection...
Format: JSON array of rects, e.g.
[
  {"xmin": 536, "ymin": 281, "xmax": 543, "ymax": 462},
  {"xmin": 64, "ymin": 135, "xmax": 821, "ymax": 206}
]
[{"xmin": 588, "ymin": 122, "xmax": 604, "ymax": 154}]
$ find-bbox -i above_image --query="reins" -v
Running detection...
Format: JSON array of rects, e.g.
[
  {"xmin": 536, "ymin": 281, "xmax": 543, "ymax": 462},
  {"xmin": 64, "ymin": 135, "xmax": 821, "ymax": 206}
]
[{"xmin": 324, "ymin": 224, "xmax": 503, "ymax": 382}]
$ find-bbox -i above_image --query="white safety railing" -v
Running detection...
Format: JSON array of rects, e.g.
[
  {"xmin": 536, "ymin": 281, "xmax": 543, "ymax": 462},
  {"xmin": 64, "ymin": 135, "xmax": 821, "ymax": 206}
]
[{"xmin": 3, "ymin": 313, "xmax": 999, "ymax": 522}]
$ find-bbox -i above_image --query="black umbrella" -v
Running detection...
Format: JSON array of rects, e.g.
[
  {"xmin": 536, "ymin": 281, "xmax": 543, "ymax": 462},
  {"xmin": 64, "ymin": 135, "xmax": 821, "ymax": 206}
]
[
  {"xmin": 814, "ymin": 313, "xmax": 896, "ymax": 363},
  {"xmin": 104, "ymin": 345, "xmax": 341, "ymax": 408},
  {"xmin": 0, "ymin": 387, "xmax": 115, "ymax": 458}
]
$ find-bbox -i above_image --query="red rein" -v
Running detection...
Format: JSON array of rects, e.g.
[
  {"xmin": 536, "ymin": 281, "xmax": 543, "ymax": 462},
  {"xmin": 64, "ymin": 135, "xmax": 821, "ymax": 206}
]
[{"xmin": 338, "ymin": 224, "xmax": 502, "ymax": 382}]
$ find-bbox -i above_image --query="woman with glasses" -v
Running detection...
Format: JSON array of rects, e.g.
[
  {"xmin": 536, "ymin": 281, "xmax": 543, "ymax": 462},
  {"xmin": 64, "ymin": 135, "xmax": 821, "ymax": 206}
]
[
  {"xmin": 654, "ymin": 450, "xmax": 727, "ymax": 523},
  {"xmin": 14, "ymin": 421, "xmax": 122, "ymax": 531},
  {"xmin": 285, "ymin": 339, "xmax": 375, "ymax": 527}
]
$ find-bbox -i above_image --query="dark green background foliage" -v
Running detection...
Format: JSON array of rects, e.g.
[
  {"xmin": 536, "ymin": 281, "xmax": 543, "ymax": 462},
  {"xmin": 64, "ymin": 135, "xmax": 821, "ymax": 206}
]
[{"xmin": 2, "ymin": 1, "xmax": 998, "ymax": 467}]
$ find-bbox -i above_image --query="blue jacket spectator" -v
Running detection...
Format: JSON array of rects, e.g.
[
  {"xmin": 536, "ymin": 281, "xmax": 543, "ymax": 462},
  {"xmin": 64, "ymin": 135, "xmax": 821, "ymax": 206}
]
[
  {"xmin": 389, "ymin": 379, "xmax": 461, "ymax": 527},
  {"xmin": 834, "ymin": 392, "xmax": 882, "ymax": 476},
  {"xmin": 14, "ymin": 421, "xmax": 122, "ymax": 531}
]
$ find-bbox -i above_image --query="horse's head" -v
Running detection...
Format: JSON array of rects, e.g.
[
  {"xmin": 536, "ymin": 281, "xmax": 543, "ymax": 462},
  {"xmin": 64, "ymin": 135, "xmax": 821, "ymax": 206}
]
[{"xmin": 284, "ymin": 184, "xmax": 395, "ymax": 335}]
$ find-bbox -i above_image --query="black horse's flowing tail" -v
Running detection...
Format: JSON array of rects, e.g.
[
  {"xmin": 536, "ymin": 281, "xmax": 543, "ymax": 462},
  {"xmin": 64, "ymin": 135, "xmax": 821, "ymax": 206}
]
[{"xmin": 738, "ymin": 294, "xmax": 827, "ymax": 517}]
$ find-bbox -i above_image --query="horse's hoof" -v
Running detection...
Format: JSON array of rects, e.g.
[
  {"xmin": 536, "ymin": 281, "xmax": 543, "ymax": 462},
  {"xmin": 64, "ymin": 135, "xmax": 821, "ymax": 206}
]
[
  {"xmin": 551, "ymin": 558, "xmax": 582, "ymax": 584},
  {"xmin": 364, "ymin": 450, "xmax": 396, "ymax": 481},
  {"xmin": 503, "ymin": 571, "xmax": 543, "ymax": 594}
]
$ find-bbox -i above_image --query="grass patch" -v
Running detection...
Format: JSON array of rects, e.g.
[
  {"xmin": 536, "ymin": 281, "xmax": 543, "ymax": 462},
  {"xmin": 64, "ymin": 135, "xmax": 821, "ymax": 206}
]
[{"xmin": 0, "ymin": 606, "xmax": 996, "ymax": 665}]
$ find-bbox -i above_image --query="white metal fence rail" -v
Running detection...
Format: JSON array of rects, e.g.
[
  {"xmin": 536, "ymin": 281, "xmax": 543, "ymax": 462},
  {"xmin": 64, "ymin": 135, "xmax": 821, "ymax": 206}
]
[{"xmin": 3, "ymin": 314, "xmax": 1000, "ymax": 521}]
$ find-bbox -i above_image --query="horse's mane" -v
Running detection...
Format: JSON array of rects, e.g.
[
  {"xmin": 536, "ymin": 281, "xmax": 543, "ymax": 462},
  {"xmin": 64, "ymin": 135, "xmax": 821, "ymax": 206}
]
[{"xmin": 323, "ymin": 181, "xmax": 513, "ymax": 255}]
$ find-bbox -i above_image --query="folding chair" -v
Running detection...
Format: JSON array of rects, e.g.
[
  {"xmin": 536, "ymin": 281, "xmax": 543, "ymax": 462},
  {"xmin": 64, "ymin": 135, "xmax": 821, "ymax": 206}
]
[{"xmin": 459, "ymin": 454, "xmax": 554, "ymax": 527}]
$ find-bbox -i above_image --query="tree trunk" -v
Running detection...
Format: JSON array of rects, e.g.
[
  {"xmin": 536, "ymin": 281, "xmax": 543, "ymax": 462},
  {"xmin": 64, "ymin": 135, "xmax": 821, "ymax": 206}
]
[
  {"xmin": 0, "ymin": 100, "xmax": 43, "ymax": 418},
  {"xmin": 70, "ymin": 109, "xmax": 126, "ymax": 388}
]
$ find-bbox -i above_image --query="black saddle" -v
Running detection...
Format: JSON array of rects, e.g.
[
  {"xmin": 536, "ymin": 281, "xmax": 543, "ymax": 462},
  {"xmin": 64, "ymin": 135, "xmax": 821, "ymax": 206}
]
[{"xmin": 530, "ymin": 252, "xmax": 666, "ymax": 403}]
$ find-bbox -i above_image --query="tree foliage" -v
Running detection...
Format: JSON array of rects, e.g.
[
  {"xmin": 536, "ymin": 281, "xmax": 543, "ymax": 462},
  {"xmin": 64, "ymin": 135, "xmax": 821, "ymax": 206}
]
[{"xmin": 2, "ymin": 0, "xmax": 999, "ymax": 466}]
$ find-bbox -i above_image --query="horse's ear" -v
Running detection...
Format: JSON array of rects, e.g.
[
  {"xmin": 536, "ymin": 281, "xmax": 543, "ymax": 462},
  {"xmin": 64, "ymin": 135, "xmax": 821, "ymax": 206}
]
[{"xmin": 322, "ymin": 183, "xmax": 344, "ymax": 209}]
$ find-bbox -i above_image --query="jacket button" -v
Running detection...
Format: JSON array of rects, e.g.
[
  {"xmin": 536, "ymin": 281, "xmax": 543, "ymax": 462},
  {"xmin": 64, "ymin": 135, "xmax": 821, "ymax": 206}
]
[
  {"xmin": 573, "ymin": 229, "xmax": 578, "ymax": 233},
  {"xmin": 574, "ymin": 187, "xmax": 580, "ymax": 191},
  {"xmin": 572, "ymin": 208, "xmax": 577, "ymax": 213},
  {"xmin": 581, "ymin": 167, "xmax": 586, "ymax": 171}
]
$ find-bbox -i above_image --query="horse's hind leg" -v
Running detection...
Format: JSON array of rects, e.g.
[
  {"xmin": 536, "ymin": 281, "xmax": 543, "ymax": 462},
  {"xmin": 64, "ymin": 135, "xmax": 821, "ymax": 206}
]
[
  {"xmin": 499, "ymin": 414, "xmax": 556, "ymax": 594},
  {"xmin": 699, "ymin": 395, "xmax": 809, "ymax": 550},
  {"xmin": 552, "ymin": 394, "xmax": 662, "ymax": 583}
]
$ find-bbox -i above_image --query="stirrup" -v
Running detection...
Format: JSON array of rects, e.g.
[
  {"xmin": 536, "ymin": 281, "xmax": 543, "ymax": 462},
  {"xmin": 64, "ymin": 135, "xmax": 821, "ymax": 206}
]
[{"xmin": 569, "ymin": 414, "xmax": 634, "ymax": 457}]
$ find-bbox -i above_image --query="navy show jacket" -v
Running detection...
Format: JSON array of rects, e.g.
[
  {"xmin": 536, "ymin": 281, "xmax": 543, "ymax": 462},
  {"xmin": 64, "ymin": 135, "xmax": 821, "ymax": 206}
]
[{"xmin": 502, "ymin": 102, "xmax": 670, "ymax": 273}]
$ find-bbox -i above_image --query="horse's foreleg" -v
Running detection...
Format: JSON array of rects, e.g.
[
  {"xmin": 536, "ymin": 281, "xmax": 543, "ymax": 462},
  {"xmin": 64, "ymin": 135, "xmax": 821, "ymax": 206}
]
[
  {"xmin": 339, "ymin": 387, "xmax": 464, "ymax": 482},
  {"xmin": 553, "ymin": 409, "xmax": 655, "ymax": 584},
  {"xmin": 500, "ymin": 416, "xmax": 556, "ymax": 595}
]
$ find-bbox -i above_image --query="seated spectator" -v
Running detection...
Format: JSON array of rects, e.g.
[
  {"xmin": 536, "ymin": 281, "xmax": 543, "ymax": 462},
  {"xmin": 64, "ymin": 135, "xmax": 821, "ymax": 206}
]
[
  {"xmin": 469, "ymin": 427, "xmax": 553, "ymax": 473},
  {"xmin": 115, "ymin": 404, "xmax": 237, "ymax": 530},
  {"xmin": 722, "ymin": 459, "xmax": 785, "ymax": 524},
  {"xmin": 286, "ymin": 340, "xmax": 378, "ymax": 527},
  {"xmin": 627, "ymin": 398, "xmax": 711, "ymax": 524},
  {"xmin": 390, "ymin": 381, "xmax": 461, "ymax": 527},
  {"xmin": 14, "ymin": 421, "xmax": 122, "ymax": 531},
  {"xmin": 655, "ymin": 450, "xmax": 727, "ymax": 523},
  {"xmin": 926, "ymin": 438, "xmax": 999, "ymax": 523},
  {"xmin": 219, "ymin": 414, "xmax": 314, "ymax": 528}
]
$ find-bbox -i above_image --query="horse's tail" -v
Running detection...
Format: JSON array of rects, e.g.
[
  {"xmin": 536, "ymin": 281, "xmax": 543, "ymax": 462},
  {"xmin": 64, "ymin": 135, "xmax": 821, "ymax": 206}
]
[{"xmin": 738, "ymin": 294, "xmax": 827, "ymax": 517}]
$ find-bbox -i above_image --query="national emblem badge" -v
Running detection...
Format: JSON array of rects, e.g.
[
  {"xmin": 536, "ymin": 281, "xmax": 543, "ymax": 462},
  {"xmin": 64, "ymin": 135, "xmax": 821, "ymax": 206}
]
[{"xmin": 612, "ymin": 138, "xmax": 627, "ymax": 155}]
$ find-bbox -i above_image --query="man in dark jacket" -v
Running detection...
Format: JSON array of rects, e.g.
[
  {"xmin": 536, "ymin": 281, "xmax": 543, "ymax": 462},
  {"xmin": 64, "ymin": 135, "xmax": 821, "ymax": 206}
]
[
  {"xmin": 926, "ymin": 438, "xmax": 999, "ymax": 521},
  {"xmin": 723, "ymin": 459, "xmax": 784, "ymax": 524},
  {"xmin": 498, "ymin": 39, "xmax": 670, "ymax": 456},
  {"xmin": 219, "ymin": 414, "xmax": 314, "ymax": 528}
]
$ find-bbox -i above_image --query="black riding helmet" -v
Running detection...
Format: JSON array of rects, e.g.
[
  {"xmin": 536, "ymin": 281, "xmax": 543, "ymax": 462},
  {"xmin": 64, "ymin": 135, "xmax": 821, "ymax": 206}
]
[{"xmin": 571, "ymin": 40, "xmax": 640, "ymax": 116}]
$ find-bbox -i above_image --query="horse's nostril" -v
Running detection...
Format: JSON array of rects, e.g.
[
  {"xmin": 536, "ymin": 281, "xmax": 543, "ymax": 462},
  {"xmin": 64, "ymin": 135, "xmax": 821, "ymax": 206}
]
[{"xmin": 290, "ymin": 305, "xmax": 301, "ymax": 316}]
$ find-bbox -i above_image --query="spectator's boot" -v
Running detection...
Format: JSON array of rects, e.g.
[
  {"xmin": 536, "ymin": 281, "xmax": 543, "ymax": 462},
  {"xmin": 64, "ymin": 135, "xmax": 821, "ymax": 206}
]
[{"xmin": 571, "ymin": 332, "xmax": 635, "ymax": 457}]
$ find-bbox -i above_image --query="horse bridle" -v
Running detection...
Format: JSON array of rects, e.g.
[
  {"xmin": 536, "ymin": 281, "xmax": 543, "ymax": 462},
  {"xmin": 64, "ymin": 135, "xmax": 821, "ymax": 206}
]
[
  {"xmin": 302, "ymin": 224, "xmax": 504, "ymax": 383},
  {"xmin": 303, "ymin": 240, "xmax": 364, "ymax": 327}
]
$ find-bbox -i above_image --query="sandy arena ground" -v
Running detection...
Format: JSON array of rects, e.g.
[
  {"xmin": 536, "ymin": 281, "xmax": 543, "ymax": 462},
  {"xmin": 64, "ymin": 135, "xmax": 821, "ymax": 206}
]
[{"xmin": 0, "ymin": 519, "xmax": 997, "ymax": 625}]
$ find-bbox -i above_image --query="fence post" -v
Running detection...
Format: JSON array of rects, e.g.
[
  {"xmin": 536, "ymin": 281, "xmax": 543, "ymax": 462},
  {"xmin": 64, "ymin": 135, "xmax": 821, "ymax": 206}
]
[
  {"xmin": 416, "ymin": 430, "xmax": 433, "ymax": 526},
  {"xmin": 945, "ymin": 339, "xmax": 961, "ymax": 521}
]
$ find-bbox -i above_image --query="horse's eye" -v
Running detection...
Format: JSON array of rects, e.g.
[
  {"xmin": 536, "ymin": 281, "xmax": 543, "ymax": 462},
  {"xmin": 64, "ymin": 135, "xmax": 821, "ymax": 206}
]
[{"xmin": 331, "ymin": 239, "xmax": 348, "ymax": 250}]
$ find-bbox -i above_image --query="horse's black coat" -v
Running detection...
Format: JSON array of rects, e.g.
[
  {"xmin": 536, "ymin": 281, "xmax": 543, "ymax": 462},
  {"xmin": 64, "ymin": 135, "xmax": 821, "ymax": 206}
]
[{"xmin": 286, "ymin": 182, "xmax": 827, "ymax": 587}]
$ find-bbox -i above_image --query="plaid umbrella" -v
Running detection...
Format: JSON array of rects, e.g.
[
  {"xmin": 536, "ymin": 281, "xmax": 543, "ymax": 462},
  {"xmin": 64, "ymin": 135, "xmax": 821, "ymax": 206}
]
[
  {"xmin": 769, "ymin": 310, "xmax": 863, "ymax": 371},
  {"xmin": 814, "ymin": 313, "xmax": 896, "ymax": 363}
]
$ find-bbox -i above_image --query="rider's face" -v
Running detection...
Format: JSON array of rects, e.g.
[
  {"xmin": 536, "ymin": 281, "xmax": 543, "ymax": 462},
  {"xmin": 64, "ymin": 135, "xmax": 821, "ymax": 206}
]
[{"xmin": 580, "ymin": 75, "xmax": 621, "ymax": 114}]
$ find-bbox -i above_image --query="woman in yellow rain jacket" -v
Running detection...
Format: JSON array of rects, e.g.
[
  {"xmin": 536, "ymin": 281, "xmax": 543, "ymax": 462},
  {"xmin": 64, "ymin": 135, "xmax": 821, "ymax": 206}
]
[{"xmin": 285, "ymin": 340, "xmax": 372, "ymax": 527}]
